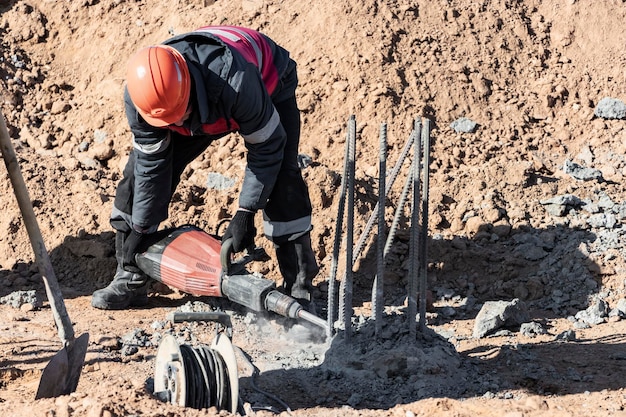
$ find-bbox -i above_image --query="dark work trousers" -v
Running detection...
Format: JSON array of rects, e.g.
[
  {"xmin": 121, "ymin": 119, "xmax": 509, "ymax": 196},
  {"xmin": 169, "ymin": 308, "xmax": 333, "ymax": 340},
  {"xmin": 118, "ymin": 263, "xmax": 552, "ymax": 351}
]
[
  {"xmin": 110, "ymin": 63, "xmax": 313, "ymax": 245},
  {"xmin": 262, "ymin": 66, "xmax": 313, "ymax": 244}
]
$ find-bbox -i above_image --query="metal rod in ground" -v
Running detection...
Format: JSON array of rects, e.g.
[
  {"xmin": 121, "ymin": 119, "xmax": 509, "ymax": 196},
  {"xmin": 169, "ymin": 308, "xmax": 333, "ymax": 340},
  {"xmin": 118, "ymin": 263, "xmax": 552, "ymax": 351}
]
[
  {"xmin": 419, "ymin": 119, "xmax": 431, "ymax": 331},
  {"xmin": 352, "ymin": 128, "xmax": 416, "ymax": 265},
  {"xmin": 383, "ymin": 159, "xmax": 413, "ymax": 258},
  {"xmin": 408, "ymin": 117, "xmax": 422, "ymax": 338},
  {"xmin": 373, "ymin": 122, "xmax": 387, "ymax": 335},
  {"xmin": 326, "ymin": 122, "xmax": 352, "ymax": 337},
  {"xmin": 338, "ymin": 115, "xmax": 356, "ymax": 341}
]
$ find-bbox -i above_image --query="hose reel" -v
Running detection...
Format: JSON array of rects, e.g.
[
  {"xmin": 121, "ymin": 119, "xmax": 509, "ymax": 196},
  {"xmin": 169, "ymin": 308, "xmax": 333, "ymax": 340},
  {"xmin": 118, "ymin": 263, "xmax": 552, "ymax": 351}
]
[{"xmin": 154, "ymin": 311, "xmax": 239, "ymax": 413}]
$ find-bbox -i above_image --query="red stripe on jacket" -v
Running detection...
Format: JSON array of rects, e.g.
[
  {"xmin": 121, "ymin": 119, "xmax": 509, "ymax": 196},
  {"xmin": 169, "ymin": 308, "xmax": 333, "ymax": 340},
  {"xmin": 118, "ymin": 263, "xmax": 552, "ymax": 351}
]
[{"xmin": 196, "ymin": 25, "xmax": 280, "ymax": 94}]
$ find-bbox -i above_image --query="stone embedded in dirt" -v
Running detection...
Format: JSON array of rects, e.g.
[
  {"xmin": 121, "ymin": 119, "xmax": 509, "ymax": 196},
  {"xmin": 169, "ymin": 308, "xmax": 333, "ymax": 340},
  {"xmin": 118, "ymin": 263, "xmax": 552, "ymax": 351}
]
[
  {"xmin": 586, "ymin": 212, "xmax": 618, "ymax": 229},
  {"xmin": 0, "ymin": 289, "xmax": 42, "ymax": 310},
  {"xmin": 95, "ymin": 334, "xmax": 121, "ymax": 350},
  {"xmin": 519, "ymin": 321, "xmax": 547, "ymax": 338},
  {"xmin": 540, "ymin": 193, "xmax": 583, "ymax": 207},
  {"xmin": 450, "ymin": 117, "xmax": 478, "ymax": 133},
  {"xmin": 473, "ymin": 298, "xmax": 531, "ymax": 338},
  {"xmin": 610, "ymin": 298, "xmax": 626, "ymax": 318},
  {"xmin": 121, "ymin": 328, "xmax": 156, "ymax": 356},
  {"xmin": 77, "ymin": 156, "xmax": 101, "ymax": 170},
  {"xmin": 205, "ymin": 172, "xmax": 235, "ymax": 190},
  {"xmin": 594, "ymin": 97, "xmax": 626, "ymax": 119},
  {"xmin": 540, "ymin": 193, "xmax": 584, "ymax": 216},
  {"xmin": 562, "ymin": 159, "xmax": 604, "ymax": 182},
  {"xmin": 574, "ymin": 298, "xmax": 608, "ymax": 326},
  {"xmin": 464, "ymin": 215, "xmax": 488, "ymax": 234},
  {"xmin": 89, "ymin": 142, "xmax": 115, "ymax": 161},
  {"xmin": 555, "ymin": 329, "xmax": 577, "ymax": 341},
  {"xmin": 50, "ymin": 100, "xmax": 71, "ymax": 115}
]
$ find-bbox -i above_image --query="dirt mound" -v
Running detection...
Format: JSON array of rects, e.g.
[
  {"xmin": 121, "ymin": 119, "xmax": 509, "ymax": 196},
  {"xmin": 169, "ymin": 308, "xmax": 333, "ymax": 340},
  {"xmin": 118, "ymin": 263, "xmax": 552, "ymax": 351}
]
[{"xmin": 1, "ymin": 0, "xmax": 626, "ymax": 416}]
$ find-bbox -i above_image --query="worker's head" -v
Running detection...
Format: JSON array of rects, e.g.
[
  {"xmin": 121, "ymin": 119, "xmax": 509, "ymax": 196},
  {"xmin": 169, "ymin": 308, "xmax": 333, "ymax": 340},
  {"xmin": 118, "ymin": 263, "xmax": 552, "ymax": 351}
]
[{"xmin": 126, "ymin": 45, "xmax": 191, "ymax": 127}]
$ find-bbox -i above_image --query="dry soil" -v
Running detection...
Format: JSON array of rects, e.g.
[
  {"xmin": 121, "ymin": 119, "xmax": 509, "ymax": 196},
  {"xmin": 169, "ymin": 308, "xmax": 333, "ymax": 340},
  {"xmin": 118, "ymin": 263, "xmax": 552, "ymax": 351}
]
[{"xmin": 1, "ymin": 0, "xmax": 626, "ymax": 416}]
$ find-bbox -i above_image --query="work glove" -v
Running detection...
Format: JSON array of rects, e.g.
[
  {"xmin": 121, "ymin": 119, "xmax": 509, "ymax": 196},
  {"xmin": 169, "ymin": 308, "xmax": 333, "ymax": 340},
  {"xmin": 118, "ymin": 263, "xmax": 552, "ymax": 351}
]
[
  {"xmin": 223, "ymin": 209, "xmax": 256, "ymax": 253},
  {"xmin": 122, "ymin": 229, "xmax": 144, "ymax": 272}
]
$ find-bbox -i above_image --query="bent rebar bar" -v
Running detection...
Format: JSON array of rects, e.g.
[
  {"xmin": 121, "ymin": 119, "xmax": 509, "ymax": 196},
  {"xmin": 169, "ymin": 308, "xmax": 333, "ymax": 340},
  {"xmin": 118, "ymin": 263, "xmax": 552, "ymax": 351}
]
[{"xmin": 352, "ymin": 127, "xmax": 416, "ymax": 265}]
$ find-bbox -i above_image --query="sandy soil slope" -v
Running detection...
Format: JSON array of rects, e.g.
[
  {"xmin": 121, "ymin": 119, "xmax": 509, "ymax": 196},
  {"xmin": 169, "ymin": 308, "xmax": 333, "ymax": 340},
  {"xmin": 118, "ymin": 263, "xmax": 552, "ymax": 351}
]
[{"xmin": 1, "ymin": 0, "xmax": 626, "ymax": 416}]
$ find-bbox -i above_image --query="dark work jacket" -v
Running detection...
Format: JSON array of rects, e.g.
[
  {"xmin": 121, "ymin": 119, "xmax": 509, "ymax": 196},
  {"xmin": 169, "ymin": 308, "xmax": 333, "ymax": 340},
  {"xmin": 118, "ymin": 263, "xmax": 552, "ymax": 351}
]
[{"xmin": 124, "ymin": 26, "xmax": 293, "ymax": 229}]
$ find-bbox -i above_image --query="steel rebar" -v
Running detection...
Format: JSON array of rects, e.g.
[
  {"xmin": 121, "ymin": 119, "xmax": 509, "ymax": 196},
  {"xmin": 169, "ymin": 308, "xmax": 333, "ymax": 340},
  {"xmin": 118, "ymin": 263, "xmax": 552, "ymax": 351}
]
[
  {"xmin": 373, "ymin": 122, "xmax": 387, "ymax": 335},
  {"xmin": 419, "ymin": 119, "xmax": 431, "ymax": 331},
  {"xmin": 338, "ymin": 115, "xmax": 356, "ymax": 341},
  {"xmin": 326, "ymin": 120, "xmax": 352, "ymax": 336},
  {"xmin": 408, "ymin": 118, "xmax": 422, "ymax": 338},
  {"xmin": 352, "ymin": 128, "xmax": 416, "ymax": 265},
  {"xmin": 383, "ymin": 160, "xmax": 413, "ymax": 258}
]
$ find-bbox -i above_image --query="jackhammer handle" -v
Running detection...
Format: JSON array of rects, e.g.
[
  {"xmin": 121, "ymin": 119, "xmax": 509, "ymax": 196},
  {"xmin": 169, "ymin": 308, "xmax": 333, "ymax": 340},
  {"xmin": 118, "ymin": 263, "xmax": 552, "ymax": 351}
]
[
  {"xmin": 220, "ymin": 237, "xmax": 234, "ymax": 274},
  {"xmin": 221, "ymin": 236, "xmax": 267, "ymax": 275},
  {"xmin": 167, "ymin": 311, "xmax": 233, "ymax": 331}
]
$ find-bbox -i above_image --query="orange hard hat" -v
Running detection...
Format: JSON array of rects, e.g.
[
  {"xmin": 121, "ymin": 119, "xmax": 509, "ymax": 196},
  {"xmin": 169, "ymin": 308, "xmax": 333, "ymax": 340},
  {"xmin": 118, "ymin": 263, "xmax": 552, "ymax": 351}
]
[{"xmin": 126, "ymin": 45, "xmax": 191, "ymax": 127}]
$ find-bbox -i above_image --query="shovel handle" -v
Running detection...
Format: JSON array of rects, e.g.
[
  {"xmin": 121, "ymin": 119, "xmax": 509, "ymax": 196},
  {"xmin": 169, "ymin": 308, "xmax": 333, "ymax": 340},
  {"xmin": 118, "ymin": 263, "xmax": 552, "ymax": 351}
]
[{"xmin": 0, "ymin": 109, "xmax": 75, "ymax": 345}]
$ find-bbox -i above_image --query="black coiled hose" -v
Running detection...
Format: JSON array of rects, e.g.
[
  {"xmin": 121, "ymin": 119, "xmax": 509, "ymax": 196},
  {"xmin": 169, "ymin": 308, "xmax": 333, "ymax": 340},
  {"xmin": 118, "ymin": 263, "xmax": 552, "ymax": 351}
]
[{"xmin": 179, "ymin": 344, "xmax": 232, "ymax": 410}]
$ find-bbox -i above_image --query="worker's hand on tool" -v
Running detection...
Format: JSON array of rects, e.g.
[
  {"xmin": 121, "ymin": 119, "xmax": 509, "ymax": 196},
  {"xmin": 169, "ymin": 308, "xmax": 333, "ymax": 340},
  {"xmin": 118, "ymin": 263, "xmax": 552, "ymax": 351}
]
[
  {"xmin": 122, "ymin": 228, "xmax": 144, "ymax": 271},
  {"xmin": 223, "ymin": 209, "xmax": 256, "ymax": 252}
]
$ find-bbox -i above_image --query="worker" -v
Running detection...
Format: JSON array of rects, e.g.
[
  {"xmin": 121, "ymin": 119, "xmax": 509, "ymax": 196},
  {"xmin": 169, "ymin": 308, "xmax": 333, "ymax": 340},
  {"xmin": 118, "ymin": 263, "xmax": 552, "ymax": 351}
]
[{"xmin": 91, "ymin": 26, "xmax": 319, "ymax": 310}]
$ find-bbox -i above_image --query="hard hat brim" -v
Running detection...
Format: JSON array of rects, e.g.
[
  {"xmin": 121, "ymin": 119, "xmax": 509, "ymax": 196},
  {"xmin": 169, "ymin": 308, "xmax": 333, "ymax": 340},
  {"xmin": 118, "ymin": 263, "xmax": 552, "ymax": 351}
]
[{"xmin": 138, "ymin": 104, "xmax": 187, "ymax": 127}]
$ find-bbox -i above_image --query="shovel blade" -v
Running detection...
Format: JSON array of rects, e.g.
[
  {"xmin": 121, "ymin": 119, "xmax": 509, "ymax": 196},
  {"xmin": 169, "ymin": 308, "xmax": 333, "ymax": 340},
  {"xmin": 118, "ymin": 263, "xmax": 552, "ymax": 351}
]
[{"xmin": 35, "ymin": 333, "xmax": 89, "ymax": 399}]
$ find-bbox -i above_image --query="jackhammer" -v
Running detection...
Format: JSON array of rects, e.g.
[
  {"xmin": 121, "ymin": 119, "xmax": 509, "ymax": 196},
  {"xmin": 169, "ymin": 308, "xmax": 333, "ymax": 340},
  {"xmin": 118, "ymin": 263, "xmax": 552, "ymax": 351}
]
[{"xmin": 134, "ymin": 225, "xmax": 327, "ymax": 331}]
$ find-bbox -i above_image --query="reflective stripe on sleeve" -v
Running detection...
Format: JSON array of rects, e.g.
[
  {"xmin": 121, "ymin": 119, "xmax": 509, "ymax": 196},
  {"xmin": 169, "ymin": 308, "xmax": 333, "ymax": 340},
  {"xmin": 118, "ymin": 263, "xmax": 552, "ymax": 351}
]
[
  {"xmin": 262, "ymin": 216, "xmax": 312, "ymax": 240},
  {"xmin": 132, "ymin": 132, "xmax": 171, "ymax": 154},
  {"xmin": 241, "ymin": 108, "xmax": 280, "ymax": 144}
]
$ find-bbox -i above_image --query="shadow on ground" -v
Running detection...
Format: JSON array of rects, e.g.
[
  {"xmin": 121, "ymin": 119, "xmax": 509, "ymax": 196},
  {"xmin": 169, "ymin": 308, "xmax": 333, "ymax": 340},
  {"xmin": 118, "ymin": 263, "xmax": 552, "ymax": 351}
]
[
  {"xmin": 354, "ymin": 223, "xmax": 600, "ymax": 322},
  {"xmin": 233, "ymin": 220, "xmax": 616, "ymax": 412},
  {"xmin": 0, "ymin": 219, "xmax": 619, "ymax": 414},
  {"xmin": 237, "ymin": 318, "xmax": 626, "ymax": 412}
]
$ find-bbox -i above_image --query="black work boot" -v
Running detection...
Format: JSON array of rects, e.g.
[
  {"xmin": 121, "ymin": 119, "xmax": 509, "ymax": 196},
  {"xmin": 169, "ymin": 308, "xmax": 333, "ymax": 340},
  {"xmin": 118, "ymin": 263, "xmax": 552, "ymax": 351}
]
[
  {"xmin": 91, "ymin": 266, "xmax": 149, "ymax": 310},
  {"xmin": 91, "ymin": 231, "xmax": 149, "ymax": 310},
  {"xmin": 275, "ymin": 233, "xmax": 319, "ymax": 301}
]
